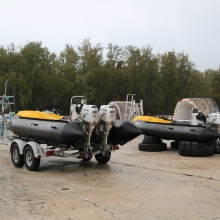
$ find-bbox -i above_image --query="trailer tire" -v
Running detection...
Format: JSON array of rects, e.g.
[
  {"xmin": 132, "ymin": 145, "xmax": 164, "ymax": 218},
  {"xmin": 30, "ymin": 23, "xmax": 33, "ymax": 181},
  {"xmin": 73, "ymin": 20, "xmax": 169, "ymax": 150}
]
[
  {"xmin": 11, "ymin": 143, "xmax": 24, "ymax": 167},
  {"xmin": 24, "ymin": 146, "xmax": 40, "ymax": 171},
  {"xmin": 95, "ymin": 152, "xmax": 111, "ymax": 164},
  {"xmin": 170, "ymin": 141, "xmax": 179, "ymax": 149},
  {"xmin": 138, "ymin": 143, "xmax": 167, "ymax": 152},
  {"xmin": 179, "ymin": 141, "xmax": 214, "ymax": 157}
]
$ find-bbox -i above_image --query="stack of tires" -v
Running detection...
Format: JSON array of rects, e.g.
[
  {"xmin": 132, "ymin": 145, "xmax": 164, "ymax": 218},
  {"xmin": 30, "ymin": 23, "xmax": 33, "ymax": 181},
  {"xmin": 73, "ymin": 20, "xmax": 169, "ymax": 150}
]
[
  {"xmin": 138, "ymin": 136, "xmax": 218, "ymax": 157},
  {"xmin": 138, "ymin": 136, "xmax": 167, "ymax": 152},
  {"xmin": 179, "ymin": 141, "xmax": 214, "ymax": 157}
]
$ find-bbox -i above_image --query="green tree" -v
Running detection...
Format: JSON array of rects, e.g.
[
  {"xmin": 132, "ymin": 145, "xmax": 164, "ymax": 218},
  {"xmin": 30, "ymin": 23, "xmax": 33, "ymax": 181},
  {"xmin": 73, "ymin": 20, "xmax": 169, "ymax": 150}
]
[
  {"xmin": 58, "ymin": 44, "xmax": 80, "ymax": 113},
  {"xmin": 1, "ymin": 40, "xmax": 219, "ymax": 116},
  {"xmin": 158, "ymin": 51, "xmax": 196, "ymax": 114},
  {"xmin": 139, "ymin": 46, "xmax": 161, "ymax": 114},
  {"xmin": 206, "ymin": 68, "xmax": 220, "ymax": 106},
  {"xmin": 18, "ymin": 42, "xmax": 59, "ymax": 110},
  {"xmin": 76, "ymin": 39, "xmax": 105, "ymax": 106},
  {"xmin": 104, "ymin": 43, "xmax": 126, "ymax": 102}
]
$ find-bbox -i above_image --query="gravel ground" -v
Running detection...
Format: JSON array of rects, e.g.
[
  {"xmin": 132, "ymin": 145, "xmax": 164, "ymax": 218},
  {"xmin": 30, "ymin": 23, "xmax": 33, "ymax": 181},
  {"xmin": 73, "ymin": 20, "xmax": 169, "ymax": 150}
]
[{"xmin": 0, "ymin": 134, "xmax": 220, "ymax": 220}]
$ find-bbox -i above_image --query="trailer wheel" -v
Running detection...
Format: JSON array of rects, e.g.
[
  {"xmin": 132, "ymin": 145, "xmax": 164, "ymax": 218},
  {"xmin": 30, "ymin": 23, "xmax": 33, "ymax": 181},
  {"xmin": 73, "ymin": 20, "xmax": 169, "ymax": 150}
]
[
  {"xmin": 138, "ymin": 143, "xmax": 167, "ymax": 152},
  {"xmin": 24, "ymin": 146, "xmax": 40, "ymax": 171},
  {"xmin": 11, "ymin": 143, "xmax": 24, "ymax": 167},
  {"xmin": 95, "ymin": 152, "xmax": 111, "ymax": 164},
  {"xmin": 179, "ymin": 141, "xmax": 214, "ymax": 157}
]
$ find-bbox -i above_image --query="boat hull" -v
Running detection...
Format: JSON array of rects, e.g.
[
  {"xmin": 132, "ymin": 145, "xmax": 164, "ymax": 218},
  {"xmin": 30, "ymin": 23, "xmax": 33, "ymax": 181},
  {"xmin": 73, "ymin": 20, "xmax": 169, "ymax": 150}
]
[
  {"xmin": 108, "ymin": 120, "xmax": 142, "ymax": 145},
  {"xmin": 134, "ymin": 120, "xmax": 220, "ymax": 142},
  {"xmin": 10, "ymin": 116, "xmax": 85, "ymax": 146},
  {"xmin": 10, "ymin": 117, "xmax": 142, "ymax": 147}
]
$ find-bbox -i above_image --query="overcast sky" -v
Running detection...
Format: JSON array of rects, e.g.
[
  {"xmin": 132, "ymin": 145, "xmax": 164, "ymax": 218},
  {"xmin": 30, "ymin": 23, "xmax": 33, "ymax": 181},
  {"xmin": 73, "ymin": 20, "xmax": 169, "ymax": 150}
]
[{"xmin": 1, "ymin": 0, "xmax": 220, "ymax": 71}]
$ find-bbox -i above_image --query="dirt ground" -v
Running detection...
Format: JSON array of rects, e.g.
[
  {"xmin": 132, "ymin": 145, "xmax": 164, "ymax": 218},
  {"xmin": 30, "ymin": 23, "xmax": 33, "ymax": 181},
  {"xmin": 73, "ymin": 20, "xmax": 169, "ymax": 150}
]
[{"xmin": 0, "ymin": 134, "xmax": 220, "ymax": 220}]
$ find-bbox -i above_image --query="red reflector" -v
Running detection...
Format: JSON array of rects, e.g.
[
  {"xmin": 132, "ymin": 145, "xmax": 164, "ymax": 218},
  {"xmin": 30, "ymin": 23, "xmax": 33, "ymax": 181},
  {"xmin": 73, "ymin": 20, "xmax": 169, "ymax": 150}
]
[
  {"xmin": 114, "ymin": 145, "xmax": 119, "ymax": 150},
  {"xmin": 46, "ymin": 150, "xmax": 54, "ymax": 156}
]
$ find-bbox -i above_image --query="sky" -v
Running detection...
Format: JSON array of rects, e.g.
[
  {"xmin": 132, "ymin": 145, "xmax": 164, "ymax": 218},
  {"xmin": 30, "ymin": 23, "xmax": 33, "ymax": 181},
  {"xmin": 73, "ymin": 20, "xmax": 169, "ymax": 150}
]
[{"xmin": 1, "ymin": 0, "xmax": 220, "ymax": 71}]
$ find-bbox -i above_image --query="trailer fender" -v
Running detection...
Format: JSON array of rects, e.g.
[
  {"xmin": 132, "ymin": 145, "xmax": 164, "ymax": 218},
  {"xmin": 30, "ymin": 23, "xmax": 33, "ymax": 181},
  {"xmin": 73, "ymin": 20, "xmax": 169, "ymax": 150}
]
[
  {"xmin": 23, "ymin": 141, "xmax": 46, "ymax": 158},
  {"xmin": 10, "ymin": 139, "xmax": 26, "ymax": 154}
]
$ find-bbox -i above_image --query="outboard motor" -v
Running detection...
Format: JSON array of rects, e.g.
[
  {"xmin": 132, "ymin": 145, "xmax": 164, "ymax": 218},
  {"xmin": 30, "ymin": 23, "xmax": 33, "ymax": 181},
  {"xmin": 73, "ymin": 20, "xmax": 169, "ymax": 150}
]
[
  {"xmin": 207, "ymin": 112, "xmax": 220, "ymax": 134},
  {"xmin": 207, "ymin": 112, "xmax": 220, "ymax": 153},
  {"xmin": 80, "ymin": 105, "xmax": 99, "ymax": 151},
  {"xmin": 191, "ymin": 108, "xmax": 205, "ymax": 125},
  {"xmin": 70, "ymin": 97, "xmax": 99, "ymax": 152},
  {"xmin": 97, "ymin": 105, "xmax": 116, "ymax": 150}
]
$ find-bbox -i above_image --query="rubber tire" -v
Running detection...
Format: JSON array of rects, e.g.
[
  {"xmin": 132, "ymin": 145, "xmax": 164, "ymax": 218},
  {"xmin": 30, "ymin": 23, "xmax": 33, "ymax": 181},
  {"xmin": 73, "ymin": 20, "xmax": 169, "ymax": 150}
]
[
  {"xmin": 210, "ymin": 141, "xmax": 220, "ymax": 154},
  {"xmin": 144, "ymin": 136, "xmax": 162, "ymax": 140},
  {"xmin": 11, "ymin": 143, "xmax": 24, "ymax": 167},
  {"xmin": 139, "ymin": 143, "xmax": 167, "ymax": 152},
  {"xmin": 24, "ymin": 146, "xmax": 41, "ymax": 171},
  {"xmin": 179, "ymin": 141, "xmax": 214, "ymax": 157},
  {"xmin": 142, "ymin": 139, "xmax": 162, "ymax": 144},
  {"xmin": 95, "ymin": 152, "xmax": 111, "ymax": 164},
  {"xmin": 170, "ymin": 141, "xmax": 179, "ymax": 149}
]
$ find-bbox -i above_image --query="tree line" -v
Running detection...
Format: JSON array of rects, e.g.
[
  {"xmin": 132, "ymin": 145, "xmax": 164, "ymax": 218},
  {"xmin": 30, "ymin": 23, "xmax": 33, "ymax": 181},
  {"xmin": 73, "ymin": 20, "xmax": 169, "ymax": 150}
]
[{"xmin": 0, "ymin": 39, "xmax": 220, "ymax": 115}]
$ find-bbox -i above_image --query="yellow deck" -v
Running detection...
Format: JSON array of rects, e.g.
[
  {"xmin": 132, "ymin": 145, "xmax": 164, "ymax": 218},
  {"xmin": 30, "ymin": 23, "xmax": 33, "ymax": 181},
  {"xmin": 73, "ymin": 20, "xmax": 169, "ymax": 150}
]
[
  {"xmin": 16, "ymin": 110, "xmax": 64, "ymax": 120},
  {"xmin": 133, "ymin": 115, "xmax": 171, "ymax": 124}
]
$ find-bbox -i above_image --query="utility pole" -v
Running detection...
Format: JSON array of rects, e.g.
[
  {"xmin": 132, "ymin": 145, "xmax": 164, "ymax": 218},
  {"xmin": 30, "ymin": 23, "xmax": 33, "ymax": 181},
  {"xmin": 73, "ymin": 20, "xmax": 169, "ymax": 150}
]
[{"xmin": 4, "ymin": 80, "xmax": 8, "ymax": 96}]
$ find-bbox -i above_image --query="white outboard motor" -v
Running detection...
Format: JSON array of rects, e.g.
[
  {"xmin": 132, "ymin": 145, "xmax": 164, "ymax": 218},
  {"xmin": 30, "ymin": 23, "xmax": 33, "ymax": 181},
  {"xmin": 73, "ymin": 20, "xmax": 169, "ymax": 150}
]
[
  {"xmin": 207, "ymin": 112, "xmax": 220, "ymax": 125},
  {"xmin": 98, "ymin": 105, "xmax": 116, "ymax": 149},
  {"xmin": 99, "ymin": 105, "xmax": 116, "ymax": 124},
  {"xmin": 80, "ymin": 105, "xmax": 99, "ymax": 151},
  {"xmin": 81, "ymin": 105, "xmax": 99, "ymax": 124},
  {"xmin": 207, "ymin": 112, "xmax": 220, "ymax": 134},
  {"xmin": 207, "ymin": 112, "xmax": 220, "ymax": 153}
]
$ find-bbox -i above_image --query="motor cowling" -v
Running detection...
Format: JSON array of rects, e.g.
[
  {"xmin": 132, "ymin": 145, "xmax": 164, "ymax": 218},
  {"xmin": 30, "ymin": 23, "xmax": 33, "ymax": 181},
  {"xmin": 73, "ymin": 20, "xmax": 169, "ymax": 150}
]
[
  {"xmin": 99, "ymin": 105, "xmax": 116, "ymax": 124},
  {"xmin": 97, "ymin": 105, "xmax": 116, "ymax": 149},
  {"xmin": 207, "ymin": 112, "xmax": 220, "ymax": 124},
  {"xmin": 81, "ymin": 105, "xmax": 99, "ymax": 124}
]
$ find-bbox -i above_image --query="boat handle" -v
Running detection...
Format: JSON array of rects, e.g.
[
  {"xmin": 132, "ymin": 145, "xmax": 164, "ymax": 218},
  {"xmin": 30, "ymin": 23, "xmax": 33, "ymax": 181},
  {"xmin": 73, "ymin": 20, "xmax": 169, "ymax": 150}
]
[
  {"xmin": 33, "ymin": 123, "xmax": 38, "ymax": 126},
  {"xmin": 168, "ymin": 127, "xmax": 173, "ymax": 130},
  {"xmin": 51, "ymin": 126, "xmax": 57, "ymax": 129},
  {"xmin": 190, "ymin": 129, "xmax": 196, "ymax": 132}
]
